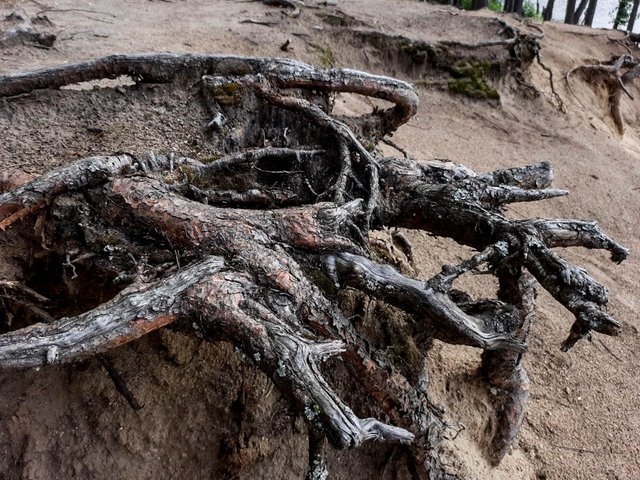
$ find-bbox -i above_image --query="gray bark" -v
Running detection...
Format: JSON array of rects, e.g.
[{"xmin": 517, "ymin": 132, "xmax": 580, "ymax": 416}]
[
  {"xmin": 584, "ymin": 0, "xmax": 598, "ymax": 25},
  {"xmin": 0, "ymin": 53, "xmax": 628, "ymax": 478},
  {"xmin": 628, "ymin": 0, "xmax": 640, "ymax": 31}
]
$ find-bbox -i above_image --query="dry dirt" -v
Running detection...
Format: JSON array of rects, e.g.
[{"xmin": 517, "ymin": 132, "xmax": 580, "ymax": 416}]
[{"xmin": 0, "ymin": 1, "xmax": 639, "ymax": 479}]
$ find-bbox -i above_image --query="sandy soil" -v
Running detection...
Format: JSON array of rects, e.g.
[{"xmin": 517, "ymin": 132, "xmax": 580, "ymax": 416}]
[{"xmin": 0, "ymin": 1, "xmax": 638, "ymax": 479}]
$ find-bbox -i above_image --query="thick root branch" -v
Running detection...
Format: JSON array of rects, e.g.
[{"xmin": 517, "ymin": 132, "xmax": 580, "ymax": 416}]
[
  {"xmin": 0, "ymin": 257, "xmax": 224, "ymax": 368},
  {"xmin": 324, "ymin": 252, "xmax": 524, "ymax": 351},
  {"xmin": 0, "ymin": 54, "xmax": 629, "ymax": 475}
]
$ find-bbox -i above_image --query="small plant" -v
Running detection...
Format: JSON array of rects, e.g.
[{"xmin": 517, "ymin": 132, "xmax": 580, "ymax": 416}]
[
  {"xmin": 448, "ymin": 61, "xmax": 500, "ymax": 99},
  {"xmin": 489, "ymin": 0, "xmax": 503, "ymax": 12},
  {"xmin": 308, "ymin": 42, "xmax": 336, "ymax": 68},
  {"xmin": 522, "ymin": 0, "xmax": 541, "ymax": 18}
]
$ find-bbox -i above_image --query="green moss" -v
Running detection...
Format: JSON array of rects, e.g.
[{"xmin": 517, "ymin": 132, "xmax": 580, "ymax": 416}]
[
  {"xmin": 451, "ymin": 61, "xmax": 499, "ymax": 79},
  {"xmin": 400, "ymin": 40, "xmax": 431, "ymax": 65},
  {"xmin": 197, "ymin": 153, "xmax": 222, "ymax": 164},
  {"xmin": 448, "ymin": 61, "xmax": 500, "ymax": 100},
  {"xmin": 397, "ymin": 39, "xmax": 449, "ymax": 67},
  {"xmin": 305, "ymin": 268, "xmax": 338, "ymax": 296},
  {"xmin": 176, "ymin": 165, "xmax": 197, "ymax": 184},
  {"xmin": 448, "ymin": 78, "xmax": 500, "ymax": 99}
]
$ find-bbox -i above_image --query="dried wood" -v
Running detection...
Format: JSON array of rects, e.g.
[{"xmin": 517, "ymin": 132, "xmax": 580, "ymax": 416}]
[{"xmin": 0, "ymin": 54, "xmax": 628, "ymax": 478}]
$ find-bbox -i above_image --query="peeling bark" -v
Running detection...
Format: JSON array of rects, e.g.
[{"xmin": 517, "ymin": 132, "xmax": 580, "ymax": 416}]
[{"xmin": 0, "ymin": 54, "xmax": 628, "ymax": 478}]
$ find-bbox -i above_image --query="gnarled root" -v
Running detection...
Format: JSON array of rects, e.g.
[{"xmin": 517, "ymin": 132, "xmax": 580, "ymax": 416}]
[
  {"xmin": 0, "ymin": 54, "xmax": 629, "ymax": 477},
  {"xmin": 566, "ymin": 54, "xmax": 640, "ymax": 134}
]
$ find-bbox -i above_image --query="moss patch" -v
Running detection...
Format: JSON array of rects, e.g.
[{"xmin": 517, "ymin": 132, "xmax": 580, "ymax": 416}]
[
  {"xmin": 197, "ymin": 153, "xmax": 222, "ymax": 164},
  {"xmin": 399, "ymin": 39, "xmax": 437, "ymax": 65},
  {"xmin": 448, "ymin": 61, "xmax": 500, "ymax": 100},
  {"xmin": 305, "ymin": 268, "xmax": 338, "ymax": 297}
]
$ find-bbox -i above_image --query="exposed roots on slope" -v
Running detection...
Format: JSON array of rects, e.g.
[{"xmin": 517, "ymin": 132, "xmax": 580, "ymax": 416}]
[
  {"xmin": 312, "ymin": 12, "xmax": 542, "ymax": 102},
  {"xmin": 0, "ymin": 54, "xmax": 628, "ymax": 478},
  {"xmin": 566, "ymin": 54, "xmax": 640, "ymax": 134}
]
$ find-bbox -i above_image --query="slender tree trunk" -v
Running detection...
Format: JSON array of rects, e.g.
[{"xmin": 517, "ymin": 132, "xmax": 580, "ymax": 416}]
[
  {"xmin": 565, "ymin": 0, "xmax": 577, "ymax": 22},
  {"xmin": 543, "ymin": 0, "xmax": 555, "ymax": 21},
  {"xmin": 504, "ymin": 0, "xmax": 524, "ymax": 14},
  {"xmin": 584, "ymin": 0, "xmax": 598, "ymax": 25},
  {"xmin": 573, "ymin": 0, "xmax": 589, "ymax": 22},
  {"xmin": 628, "ymin": 0, "xmax": 640, "ymax": 31}
]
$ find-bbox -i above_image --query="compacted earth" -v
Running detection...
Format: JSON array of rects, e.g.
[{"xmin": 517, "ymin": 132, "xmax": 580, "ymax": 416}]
[{"xmin": 0, "ymin": 1, "xmax": 638, "ymax": 479}]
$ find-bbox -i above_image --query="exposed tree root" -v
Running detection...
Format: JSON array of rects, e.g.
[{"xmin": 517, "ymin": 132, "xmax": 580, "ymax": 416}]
[
  {"xmin": 566, "ymin": 54, "xmax": 640, "ymax": 134},
  {"xmin": 311, "ymin": 13, "xmax": 541, "ymax": 102},
  {"xmin": 0, "ymin": 54, "xmax": 628, "ymax": 478},
  {"xmin": 536, "ymin": 51, "xmax": 567, "ymax": 113},
  {"xmin": 97, "ymin": 353, "xmax": 144, "ymax": 411}
]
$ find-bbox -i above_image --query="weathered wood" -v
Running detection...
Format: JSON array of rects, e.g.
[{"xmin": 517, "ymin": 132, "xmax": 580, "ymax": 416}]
[
  {"xmin": 0, "ymin": 54, "xmax": 629, "ymax": 478},
  {"xmin": 0, "ymin": 257, "xmax": 224, "ymax": 368},
  {"xmin": 481, "ymin": 268, "xmax": 535, "ymax": 465},
  {"xmin": 324, "ymin": 252, "xmax": 524, "ymax": 351},
  {"xmin": 0, "ymin": 53, "xmax": 417, "ymax": 137}
]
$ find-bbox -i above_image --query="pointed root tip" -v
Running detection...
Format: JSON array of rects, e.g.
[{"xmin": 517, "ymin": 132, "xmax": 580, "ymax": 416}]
[
  {"xmin": 611, "ymin": 246, "xmax": 630, "ymax": 263},
  {"xmin": 561, "ymin": 312, "xmax": 622, "ymax": 352}
]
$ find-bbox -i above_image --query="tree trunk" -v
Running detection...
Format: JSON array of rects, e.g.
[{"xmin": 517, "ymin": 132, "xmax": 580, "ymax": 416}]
[
  {"xmin": 504, "ymin": 0, "xmax": 524, "ymax": 14},
  {"xmin": 628, "ymin": 0, "xmax": 640, "ymax": 31},
  {"xmin": 472, "ymin": 0, "xmax": 489, "ymax": 9},
  {"xmin": 565, "ymin": 0, "xmax": 577, "ymax": 22},
  {"xmin": 584, "ymin": 0, "xmax": 598, "ymax": 25},
  {"xmin": 543, "ymin": 0, "xmax": 555, "ymax": 20},
  {"xmin": 573, "ymin": 0, "xmax": 589, "ymax": 22},
  {"xmin": 0, "ymin": 53, "xmax": 628, "ymax": 479}
]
